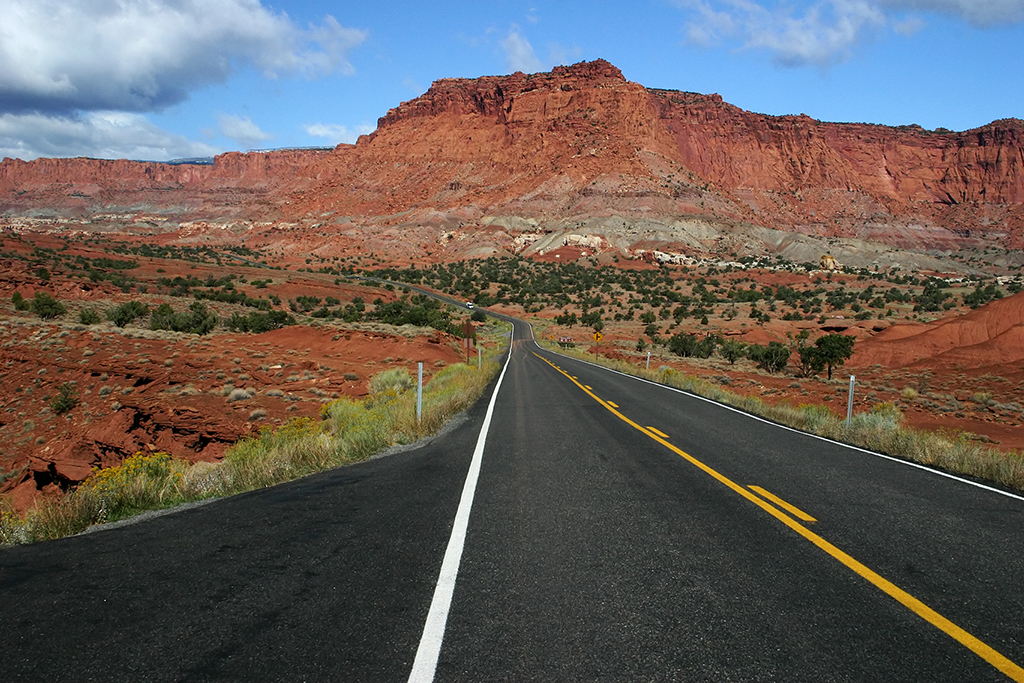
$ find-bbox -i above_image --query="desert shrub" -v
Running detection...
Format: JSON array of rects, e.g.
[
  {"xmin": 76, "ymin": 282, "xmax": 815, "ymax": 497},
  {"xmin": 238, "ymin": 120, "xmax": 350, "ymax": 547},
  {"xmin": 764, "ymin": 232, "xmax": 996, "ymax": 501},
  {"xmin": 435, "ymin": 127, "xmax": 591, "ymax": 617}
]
[
  {"xmin": 226, "ymin": 388, "xmax": 253, "ymax": 402},
  {"xmin": 30, "ymin": 292, "xmax": 66, "ymax": 319},
  {"xmin": 748, "ymin": 342, "xmax": 791, "ymax": 373},
  {"xmin": 78, "ymin": 308, "xmax": 102, "ymax": 325},
  {"xmin": 667, "ymin": 332, "xmax": 698, "ymax": 357},
  {"xmin": 108, "ymin": 301, "xmax": 148, "ymax": 327},
  {"xmin": 150, "ymin": 301, "xmax": 218, "ymax": 335},
  {"xmin": 369, "ymin": 367, "xmax": 414, "ymax": 395},
  {"xmin": 226, "ymin": 310, "xmax": 295, "ymax": 333},
  {"xmin": 718, "ymin": 339, "xmax": 746, "ymax": 364},
  {"xmin": 11, "ymin": 291, "xmax": 29, "ymax": 311},
  {"xmin": 49, "ymin": 383, "xmax": 79, "ymax": 414}
]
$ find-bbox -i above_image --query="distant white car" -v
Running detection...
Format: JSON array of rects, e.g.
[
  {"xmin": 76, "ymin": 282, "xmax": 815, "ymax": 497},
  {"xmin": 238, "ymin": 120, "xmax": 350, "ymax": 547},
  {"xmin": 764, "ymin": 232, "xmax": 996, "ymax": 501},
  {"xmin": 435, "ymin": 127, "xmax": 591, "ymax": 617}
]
[{"xmin": 465, "ymin": 302, "xmax": 474, "ymax": 309}]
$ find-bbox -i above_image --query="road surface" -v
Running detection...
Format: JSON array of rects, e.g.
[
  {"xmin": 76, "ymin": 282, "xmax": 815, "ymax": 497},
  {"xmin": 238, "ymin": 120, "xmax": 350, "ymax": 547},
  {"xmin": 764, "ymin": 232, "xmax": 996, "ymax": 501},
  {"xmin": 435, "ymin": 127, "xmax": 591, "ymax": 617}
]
[{"xmin": 2, "ymin": 318, "xmax": 1022, "ymax": 681}]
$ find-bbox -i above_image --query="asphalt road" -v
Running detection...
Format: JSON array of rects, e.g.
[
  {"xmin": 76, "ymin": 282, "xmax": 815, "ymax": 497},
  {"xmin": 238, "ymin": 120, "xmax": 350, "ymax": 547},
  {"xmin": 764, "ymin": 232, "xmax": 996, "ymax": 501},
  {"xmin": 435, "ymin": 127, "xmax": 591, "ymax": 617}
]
[{"xmin": 2, "ymin": 317, "xmax": 1023, "ymax": 681}]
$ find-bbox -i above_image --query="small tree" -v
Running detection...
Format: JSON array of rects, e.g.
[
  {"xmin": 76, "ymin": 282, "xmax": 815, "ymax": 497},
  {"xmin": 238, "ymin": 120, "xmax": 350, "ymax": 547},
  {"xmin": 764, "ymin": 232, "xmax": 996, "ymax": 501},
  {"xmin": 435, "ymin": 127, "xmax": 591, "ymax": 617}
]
[
  {"xmin": 719, "ymin": 339, "xmax": 746, "ymax": 365},
  {"xmin": 814, "ymin": 334, "xmax": 856, "ymax": 380},
  {"xmin": 30, "ymin": 292, "xmax": 66, "ymax": 319},
  {"xmin": 796, "ymin": 345, "xmax": 826, "ymax": 378},
  {"xmin": 748, "ymin": 342, "xmax": 790, "ymax": 373},
  {"xmin": 668, "ymin": 332, "xmax": 699, "ymax": 357}
]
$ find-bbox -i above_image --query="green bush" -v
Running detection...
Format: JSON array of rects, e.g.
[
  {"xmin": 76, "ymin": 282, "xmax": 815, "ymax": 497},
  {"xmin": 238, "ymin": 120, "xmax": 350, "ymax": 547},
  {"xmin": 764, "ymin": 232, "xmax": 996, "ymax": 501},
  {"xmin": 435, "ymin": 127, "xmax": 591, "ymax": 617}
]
[
  {"xmin": 50, "ymin": 383, "xmax": 79, "ymax": 415},
  {"xmin": 747, "ymin": 342, "xmax": 791, "ymax": 373},
  {"xmin": 30, "ymin": 292, "xmax": 66, "ymax": 319},
  {"xmin": 150, "ymin": 301, "xmax": 217, "ymax": 335},
  {"xmin": 668, "ymin": 332, "xmax": 718, "ymax": 359},
  {"xmin": 107, "ymin": 301, "xmax": 148, "ymax": 327},
  {"xmin": 718, "ymin": 339, "xmax": 746, "ymax": 364},
  {"xmin": 11, "ymin": 291, "xmax": 29, "ymax": 311},
  {"xmin": 78, "ymin": 308, "xmax": 102, "ymax": 325},
  {"xmin": 225, "ymin": 310, "xmax": 296, "ymax": 333}
]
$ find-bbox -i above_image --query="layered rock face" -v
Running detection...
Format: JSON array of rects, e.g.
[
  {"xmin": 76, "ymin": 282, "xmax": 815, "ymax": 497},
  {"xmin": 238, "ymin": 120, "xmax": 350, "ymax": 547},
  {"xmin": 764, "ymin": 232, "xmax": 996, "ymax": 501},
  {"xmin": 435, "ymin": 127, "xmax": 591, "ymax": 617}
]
[
  {"xmin": 0, "ymin": 149, "xmax": 332, "ymax": 217},
  {"xmin": 2, "ymin": 59, "xmax": 1022, "ymax": 249}
]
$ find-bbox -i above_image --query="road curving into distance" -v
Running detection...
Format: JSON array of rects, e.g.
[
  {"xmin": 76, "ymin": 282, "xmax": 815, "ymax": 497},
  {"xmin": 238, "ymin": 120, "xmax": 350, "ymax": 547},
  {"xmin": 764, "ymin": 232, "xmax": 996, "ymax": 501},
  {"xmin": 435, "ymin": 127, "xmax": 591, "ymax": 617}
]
[{"xmin": 1, "ymin": 313, "xmax": 1022, "ymax": 681}]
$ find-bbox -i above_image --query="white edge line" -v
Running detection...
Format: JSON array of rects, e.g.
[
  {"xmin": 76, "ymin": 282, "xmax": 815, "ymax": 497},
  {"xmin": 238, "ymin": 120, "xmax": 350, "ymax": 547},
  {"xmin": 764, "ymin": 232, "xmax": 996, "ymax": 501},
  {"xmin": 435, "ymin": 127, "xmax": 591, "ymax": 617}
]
[
  {"xmin": 534, "ymin": 341, "xmax": 1024, "ymax": 504},
  {"xmin": 408, "ymin": 323, "xmax": 515, "ymax": 683}
]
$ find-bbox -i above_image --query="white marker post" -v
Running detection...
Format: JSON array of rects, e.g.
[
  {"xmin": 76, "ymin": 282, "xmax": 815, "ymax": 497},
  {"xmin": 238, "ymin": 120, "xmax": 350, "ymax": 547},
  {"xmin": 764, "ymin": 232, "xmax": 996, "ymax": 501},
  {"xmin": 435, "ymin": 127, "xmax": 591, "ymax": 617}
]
[
  {"xmin": 417, "ymin": 362, "xmax": 423, "ymax": 425},
  {"xmin": 846, "ymin": 375, "xmax": 856, "ymax": 427},
  {"xmin": 478, "ymin": 346, "xmax": 482, "ymax": 370},
  {"xmin": 646, "ymin": 351, "xmax": 651, "ymax": 370}
]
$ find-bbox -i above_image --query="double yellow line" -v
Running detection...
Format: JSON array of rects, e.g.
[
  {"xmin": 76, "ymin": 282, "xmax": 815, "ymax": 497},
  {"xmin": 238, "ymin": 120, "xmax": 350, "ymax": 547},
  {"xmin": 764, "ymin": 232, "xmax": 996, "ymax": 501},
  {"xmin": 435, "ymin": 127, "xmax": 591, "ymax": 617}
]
[{"xmin": 536, "ymin": 353, "xmax": 1024, "ymax": 681}]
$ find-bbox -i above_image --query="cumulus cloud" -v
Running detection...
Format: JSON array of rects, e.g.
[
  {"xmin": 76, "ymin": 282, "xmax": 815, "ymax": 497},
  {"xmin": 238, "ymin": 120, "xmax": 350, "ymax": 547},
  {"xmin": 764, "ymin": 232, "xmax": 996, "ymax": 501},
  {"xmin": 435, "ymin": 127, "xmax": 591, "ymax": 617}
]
[
  {"xmin": 0, "ymin": 0, "xmax": 367, "ymax": 117},
  {"xmin": 501, "ymin": 25, "xmax": 545, "ymax": 73},
  {"xmin": 0, "ymin": 1, "xmax": 367, "ymax": 159},
  {"xmin": 676, "ymin": 0, "xmax": 1024, "ymax": 66},
  {"xmin": 304, "ymin": 123, "xmax": 376, "ymax": 145},
  {"xmin": 0, "ymin": 111, "xmax": 219, "ymax": 161},
  {"xmin": 678, "ymin": 0, "xmax": 885, "ymax": 66}
]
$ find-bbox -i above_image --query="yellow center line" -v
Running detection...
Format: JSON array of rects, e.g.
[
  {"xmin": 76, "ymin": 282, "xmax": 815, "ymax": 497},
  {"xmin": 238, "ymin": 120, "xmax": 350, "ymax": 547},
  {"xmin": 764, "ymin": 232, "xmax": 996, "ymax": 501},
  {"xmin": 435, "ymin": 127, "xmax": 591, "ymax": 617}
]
[
  {"xmin": 749, "ymin": 485, "xmax": 817, "ymax": 523},
  {"xmin": 607, "ymin": 401, "xmax": 619, "ymax": 408},
  {"xmin": 647, "ymin": 426, "xmax": 670, "ymax": 439},
  {"xmin": 585, "ymin": 385, "xmax": 593, "ymax": 390},
  {"xmin": 533, "ymin": 352, "xmax": 1024, "ymax": 681}
]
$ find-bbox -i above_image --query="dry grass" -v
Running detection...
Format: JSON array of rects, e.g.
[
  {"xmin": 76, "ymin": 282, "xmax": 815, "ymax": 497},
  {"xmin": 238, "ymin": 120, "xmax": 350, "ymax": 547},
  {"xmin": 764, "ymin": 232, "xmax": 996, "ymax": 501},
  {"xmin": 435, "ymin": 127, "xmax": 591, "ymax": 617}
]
[{"xmin": 1, "ymin": 327, "xmax": 509, "ymax": 545}]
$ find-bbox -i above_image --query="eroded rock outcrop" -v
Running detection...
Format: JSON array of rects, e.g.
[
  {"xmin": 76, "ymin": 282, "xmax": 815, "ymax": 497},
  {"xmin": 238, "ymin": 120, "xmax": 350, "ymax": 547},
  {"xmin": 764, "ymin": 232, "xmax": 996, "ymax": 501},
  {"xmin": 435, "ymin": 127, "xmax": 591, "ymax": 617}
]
[{"xmin": 2, "ymin": 59, "xmax": 1022, "ymax": 249}]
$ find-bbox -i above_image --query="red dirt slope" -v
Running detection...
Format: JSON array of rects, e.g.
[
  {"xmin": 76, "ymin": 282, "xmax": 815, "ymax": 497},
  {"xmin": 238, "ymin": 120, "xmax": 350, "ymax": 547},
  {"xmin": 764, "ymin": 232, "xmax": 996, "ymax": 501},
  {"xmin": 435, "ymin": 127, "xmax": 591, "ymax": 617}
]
[{"xmin": 851, "ymin": 292, "xmax": 1024, "ymax": 371}]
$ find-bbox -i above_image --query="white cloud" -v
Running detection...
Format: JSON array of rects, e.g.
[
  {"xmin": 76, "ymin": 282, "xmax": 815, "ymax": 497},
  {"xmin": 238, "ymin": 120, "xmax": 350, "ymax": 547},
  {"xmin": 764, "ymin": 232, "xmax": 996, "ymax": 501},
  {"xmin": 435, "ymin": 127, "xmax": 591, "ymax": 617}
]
[
  {"xmin": 676, "ymin": 0, "xmax": 1024, "ymax": 67},
  {"xmin": 218, "ymin": 114, "xmax": 274, "ymax": 148},
  {"xmin": 749, "ymin": 1, "xmax": 886, "ymax": 66},
  {"xmin": 0, "ymin": 111, "xmax": 219, "ymax": 161},
  {"xmin": 678, "ymin": 0, "xmax": 885, "ymax": 66},
  {"xmin": 501, "ymin": 25, "xmax": 545, "ymax": 73},
  {"xmin": 0, "ymin": 1, "xmax": 366, "ymax": 160},
  {"xmin": 0, "ymin": 0, "xmax": 367, "ymax": 115},
  {"xmin": 304, "ymin": 123, "xmax": 376, "ymax": 144},
  {"xmin": 880, "ymin": 0, "xmax": 1024, "ymax": 26},
  {"xmin": 892, "ymin": 16, "xmax": 926, "ymax": 34}
]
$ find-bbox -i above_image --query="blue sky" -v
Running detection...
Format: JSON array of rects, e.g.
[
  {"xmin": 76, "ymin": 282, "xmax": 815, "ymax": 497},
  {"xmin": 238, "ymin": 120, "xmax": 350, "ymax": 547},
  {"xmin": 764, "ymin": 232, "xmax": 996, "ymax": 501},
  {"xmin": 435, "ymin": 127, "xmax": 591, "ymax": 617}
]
[{"xmin": 1, "ymin": 0, "xmax": 1022, "ymax": 161}]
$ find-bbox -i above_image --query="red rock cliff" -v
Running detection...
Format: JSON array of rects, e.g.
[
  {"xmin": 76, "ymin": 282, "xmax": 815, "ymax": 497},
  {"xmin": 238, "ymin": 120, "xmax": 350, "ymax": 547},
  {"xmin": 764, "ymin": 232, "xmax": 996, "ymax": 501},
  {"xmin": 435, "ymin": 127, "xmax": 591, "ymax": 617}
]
[{"xmin": 2, "ymin": 60, "xmax": 1022, "ymax": 247}]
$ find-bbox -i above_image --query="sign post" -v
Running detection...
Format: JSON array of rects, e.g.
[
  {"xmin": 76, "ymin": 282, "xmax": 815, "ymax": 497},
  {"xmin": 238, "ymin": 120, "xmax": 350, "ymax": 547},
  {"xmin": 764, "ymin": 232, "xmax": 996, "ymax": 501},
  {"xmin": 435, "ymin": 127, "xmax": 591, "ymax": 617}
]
[
  {"xmin": 417, "ymin": 362, "xmax": 423, "ymax": 425},
  {"xmin": 846, "ymin": 375, "xmax": 856, "ymax": 427},
  {"xmin": 462, "ymin": 319, "xmax": 475, "ymax": 365}
]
